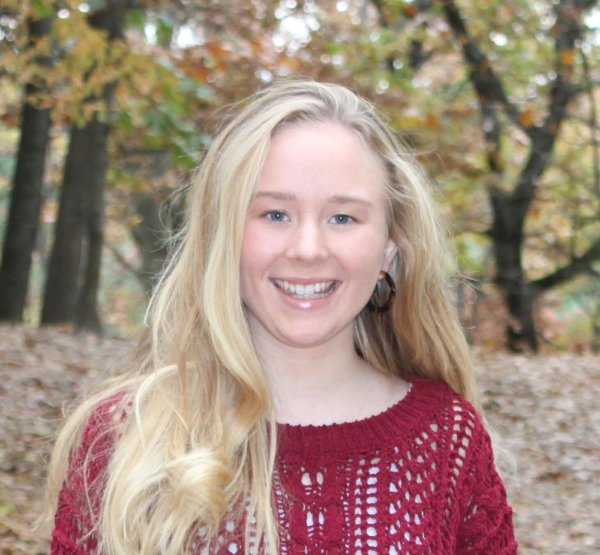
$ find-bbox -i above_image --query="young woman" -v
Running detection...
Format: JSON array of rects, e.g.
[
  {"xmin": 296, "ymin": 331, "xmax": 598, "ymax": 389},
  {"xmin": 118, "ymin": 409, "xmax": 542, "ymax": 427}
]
[{"xmin": 47, "ymin": 80, "xmax": 517, "ymax": 554}]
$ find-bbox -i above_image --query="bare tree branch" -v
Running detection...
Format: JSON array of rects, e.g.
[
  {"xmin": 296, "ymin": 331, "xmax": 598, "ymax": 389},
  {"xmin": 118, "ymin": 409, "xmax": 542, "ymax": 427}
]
[
  {"xmin": 440, "ymin": 0, "xmax": 526, "ymax": 136},
  {"xmin": 532, "ymin": 239, "xmax": 600, "ymax": 291},
  {"xmin": 509, "ymin": 0, "xmax": 591, "ymax": 230},
  {"xmin": 581, "ymin": 47, "xmax": 600, "ymax": 200},
  {"xmin": 371, "ymin": 0, "xmax": 435, "ymax": 71},
  {"xmin": 107, "ymin": 244, "xmax": 145, "ymax": 287}
]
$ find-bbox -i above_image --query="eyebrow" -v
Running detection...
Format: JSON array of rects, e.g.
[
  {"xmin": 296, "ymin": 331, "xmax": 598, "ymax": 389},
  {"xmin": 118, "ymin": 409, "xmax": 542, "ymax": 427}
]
[
  {"xmin": 252, "ymin": 191, "xmax": 374, "ymax": 207},
  {"xmin": 328, "ymin": 194, "xmax": 374, "ymax": 208},
  {"xmin": 252, "ymin": 191, "xmax": 295, "ymax": 201}
]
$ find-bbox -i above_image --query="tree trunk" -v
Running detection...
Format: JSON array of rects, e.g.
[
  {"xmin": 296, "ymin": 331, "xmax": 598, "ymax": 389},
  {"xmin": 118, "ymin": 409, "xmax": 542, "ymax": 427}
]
[
  {"xmin": 131, "ymin": 188, "xmax": 185, "ymax": 296},
  {"xmin": 41, "ymin": 124, "xmax": 94, "ymax": 324},
  {"xmin": 132, "ymin": 193, "xmax": 170, "ymax": 296},
  {"xmin": 437, "ymin": 0, "xmax": 589, "ymax": 351},
  {"xmin": 41, "ymin": 1, "xmax": 130, "ymax": 330},
  {"xmin": 74, "ymin": 116, "xmax": 110, "ymax": 333},
  {"xmin": 0, "ymin": 18, "xmax": 52, "ymax": 321},
  {"xmin": 489, "ymin": 189, "xmax": 539, "ymax": 352}
]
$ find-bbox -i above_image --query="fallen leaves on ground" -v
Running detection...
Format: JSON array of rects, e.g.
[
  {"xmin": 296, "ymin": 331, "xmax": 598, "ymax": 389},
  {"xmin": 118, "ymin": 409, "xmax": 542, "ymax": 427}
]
[{"xmin": 0, "ymin": 324, "xmax": 598, "ymax": 554}]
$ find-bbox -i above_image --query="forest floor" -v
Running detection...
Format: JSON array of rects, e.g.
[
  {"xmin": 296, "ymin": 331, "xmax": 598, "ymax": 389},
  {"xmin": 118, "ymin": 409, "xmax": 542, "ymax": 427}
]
[{"xmin": 0, "ymin": 324, "xmax": 599, "ymax": 554}]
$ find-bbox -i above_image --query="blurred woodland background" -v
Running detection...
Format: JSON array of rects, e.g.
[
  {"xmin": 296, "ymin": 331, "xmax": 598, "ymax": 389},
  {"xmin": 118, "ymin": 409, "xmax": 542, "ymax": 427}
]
[
  {"xmin": 1, "ymin": 0, "xmax": 600, "ymax": 553},
  {"xmin": 0, "ymin": 0, "xmax": 599, "ymax": 350}
]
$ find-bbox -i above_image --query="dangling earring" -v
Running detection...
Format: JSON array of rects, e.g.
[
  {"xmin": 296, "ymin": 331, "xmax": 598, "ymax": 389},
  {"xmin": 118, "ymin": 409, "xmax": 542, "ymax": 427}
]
[{"xmin": 368, "ymin": 271, "xmax": 396, "ymax": 313}]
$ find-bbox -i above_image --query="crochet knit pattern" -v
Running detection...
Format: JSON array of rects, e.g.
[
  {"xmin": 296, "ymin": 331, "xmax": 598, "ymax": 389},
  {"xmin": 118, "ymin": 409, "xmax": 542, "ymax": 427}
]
[{"xmin": 51, "ymin": 377, "xmax": 517, "ymax": 554}]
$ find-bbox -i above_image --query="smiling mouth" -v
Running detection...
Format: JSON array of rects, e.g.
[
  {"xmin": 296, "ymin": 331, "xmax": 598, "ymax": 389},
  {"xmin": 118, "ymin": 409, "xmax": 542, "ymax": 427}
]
[{"xmin": 272, "ymin": 279, "xmax": 338, "ymax": 300}]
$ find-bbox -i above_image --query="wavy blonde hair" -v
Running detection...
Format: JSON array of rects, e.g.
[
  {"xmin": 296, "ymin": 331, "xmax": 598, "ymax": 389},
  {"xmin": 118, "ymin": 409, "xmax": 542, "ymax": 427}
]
[{"xmin": 46, "ymin": 80, "xmax": 478, "ymax": 553}]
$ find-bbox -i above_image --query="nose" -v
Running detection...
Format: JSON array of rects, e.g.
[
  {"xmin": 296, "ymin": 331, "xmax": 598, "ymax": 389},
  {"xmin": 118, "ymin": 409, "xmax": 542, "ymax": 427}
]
[{"xmin": 285, "ymin": 220, "xmax": 329, "ymax": 262}]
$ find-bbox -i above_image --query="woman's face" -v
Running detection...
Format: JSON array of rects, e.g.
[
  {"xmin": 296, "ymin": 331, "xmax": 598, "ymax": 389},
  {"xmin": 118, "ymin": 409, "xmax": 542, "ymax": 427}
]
[{"xmin": 240, "ymin": 120, "xmax": 397, "ymax": 351}]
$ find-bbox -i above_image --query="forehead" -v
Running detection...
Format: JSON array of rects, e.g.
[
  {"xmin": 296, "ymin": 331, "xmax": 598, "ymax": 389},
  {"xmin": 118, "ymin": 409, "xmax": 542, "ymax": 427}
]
[{"xmin": 254, "ymin": 121, "xmax": 385, "ymax": 199}]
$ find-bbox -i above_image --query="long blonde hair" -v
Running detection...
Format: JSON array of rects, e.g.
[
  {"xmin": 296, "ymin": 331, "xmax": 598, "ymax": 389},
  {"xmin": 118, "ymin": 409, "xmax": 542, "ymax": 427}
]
[{"xmin": 46, "ymin": 80, "xmax": 478, "ymax": 553}]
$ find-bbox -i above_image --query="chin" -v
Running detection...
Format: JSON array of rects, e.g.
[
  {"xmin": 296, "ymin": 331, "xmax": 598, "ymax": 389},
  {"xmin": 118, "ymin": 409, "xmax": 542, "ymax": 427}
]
[{"xmin": 275, "ymin": 327, "xmax": 346, "ymax": 350}]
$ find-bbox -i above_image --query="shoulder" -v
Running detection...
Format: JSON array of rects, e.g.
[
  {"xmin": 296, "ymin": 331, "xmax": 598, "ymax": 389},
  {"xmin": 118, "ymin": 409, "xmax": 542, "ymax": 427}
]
[
  {"xmin": 86, "ymin": 391, "xmax": 131, "ymax": 435},
  {"xmin": 66, "ymin": 391, "xmax": 132, "ymax": 492},
  {"xmin": 409, "ymin": 375, "xmax": 484, "ymax": 434},
  {"xmin": 51, "ymin": 392, "xmax": 132, "ymax": 552},
  {"xmin": 408, "ymin": 376, "xmax": 492, "ymax": 476}
]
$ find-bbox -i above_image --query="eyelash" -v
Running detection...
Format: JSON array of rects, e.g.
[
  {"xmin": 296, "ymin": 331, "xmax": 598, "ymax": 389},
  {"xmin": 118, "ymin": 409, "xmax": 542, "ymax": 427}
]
[
  {"xmin": 330, "ymin": 214, "xmax": 355, "ymax": 225},
  {"xmin": 264, "ymin": 210, "xmax": 289, "ymax": 222},
  {"xmin": 262, "ymin": 211, "xmax": 356, "ymax": 224}
]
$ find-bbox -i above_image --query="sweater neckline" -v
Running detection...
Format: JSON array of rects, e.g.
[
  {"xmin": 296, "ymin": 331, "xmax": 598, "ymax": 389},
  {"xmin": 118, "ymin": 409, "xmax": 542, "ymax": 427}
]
[{"xmin": 277, "ymin": 376, "xmax": 451, "ymax": 457}]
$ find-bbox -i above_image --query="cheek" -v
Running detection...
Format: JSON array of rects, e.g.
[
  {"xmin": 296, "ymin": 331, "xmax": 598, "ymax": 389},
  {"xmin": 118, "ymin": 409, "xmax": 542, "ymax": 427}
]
[
  {"xmin": 340, "ymin": 232, "xmax": 389, "ymax": 270},
  {"xmin": 240, "ymin": 224, "xmax": 278, "ymax": 283}
]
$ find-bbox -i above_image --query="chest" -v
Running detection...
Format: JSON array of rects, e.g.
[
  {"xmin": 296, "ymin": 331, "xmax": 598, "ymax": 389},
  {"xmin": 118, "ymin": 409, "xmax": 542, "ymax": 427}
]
[{"xmin": 270, "ymin": 447, "xmax": 460, "ymax": 555}]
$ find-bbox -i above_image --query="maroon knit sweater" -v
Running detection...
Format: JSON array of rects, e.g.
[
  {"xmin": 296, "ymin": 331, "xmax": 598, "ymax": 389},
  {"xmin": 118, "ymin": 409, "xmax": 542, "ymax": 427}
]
[{"xmin": 51, "ymin": 377, "xmax": 518, "ymax": 554}]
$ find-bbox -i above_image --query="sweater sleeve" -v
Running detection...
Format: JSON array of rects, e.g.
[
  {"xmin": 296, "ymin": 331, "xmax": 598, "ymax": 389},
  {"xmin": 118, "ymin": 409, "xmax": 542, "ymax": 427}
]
[
  {"xmin": 455, "ymin": 416, "xmax": 518, "ymax": 555},
  {"xmin": 50, "ymin": 398, "xmax": 122, "ymax": 554}
]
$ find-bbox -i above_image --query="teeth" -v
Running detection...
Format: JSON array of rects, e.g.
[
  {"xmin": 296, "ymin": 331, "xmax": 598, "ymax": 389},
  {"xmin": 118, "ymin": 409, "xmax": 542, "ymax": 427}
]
[{"xmin": 273, "ymin": 279, "xmax": 335, "ymax": 299}]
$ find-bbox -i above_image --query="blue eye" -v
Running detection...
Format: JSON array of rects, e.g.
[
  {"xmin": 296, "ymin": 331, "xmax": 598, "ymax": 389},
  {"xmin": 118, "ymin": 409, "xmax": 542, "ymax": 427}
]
[
  {"xmin": 331, "ymin": 214, "xmax": 354, "ymax": 224},
  {"xmin": 265, "ymin": 210, "xmax": 288, "ymax": 222}
]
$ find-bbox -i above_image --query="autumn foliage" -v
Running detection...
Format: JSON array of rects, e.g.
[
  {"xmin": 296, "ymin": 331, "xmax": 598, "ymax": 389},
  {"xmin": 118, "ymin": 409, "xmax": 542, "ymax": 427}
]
[{"xmin": 0, "ymin": 0, "xmax": 598, "ymax": 349}]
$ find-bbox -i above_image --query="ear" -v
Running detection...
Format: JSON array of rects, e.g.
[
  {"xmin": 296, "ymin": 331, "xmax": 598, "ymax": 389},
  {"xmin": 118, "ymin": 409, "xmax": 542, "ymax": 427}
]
[{"xmin": 381, "ymin": 239, "xmax": 399, "ymax": 272}]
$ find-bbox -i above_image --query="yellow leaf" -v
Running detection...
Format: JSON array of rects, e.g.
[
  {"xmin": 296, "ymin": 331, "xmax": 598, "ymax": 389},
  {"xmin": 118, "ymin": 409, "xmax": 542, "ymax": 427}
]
[
  {"xmin": 425, "ymin": 114, "xmax": 439, "ymax": 129},
  {"xmin": 560, "ymin": 49, "xmax": 574, "ymax": 66},
  {"xmin": 404, "ymin": 4, "xmax": 417, "ymax": 18},
  {"xmin": 519, "ymin": 109, "xmax": 534, "ymax": 128}
]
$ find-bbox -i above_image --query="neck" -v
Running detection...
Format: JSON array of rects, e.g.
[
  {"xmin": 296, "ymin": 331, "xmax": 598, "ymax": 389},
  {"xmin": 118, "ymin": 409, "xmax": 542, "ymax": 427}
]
[{"xmin": 251, "ymin": 326, "xmax": 406, "ymax": 426}]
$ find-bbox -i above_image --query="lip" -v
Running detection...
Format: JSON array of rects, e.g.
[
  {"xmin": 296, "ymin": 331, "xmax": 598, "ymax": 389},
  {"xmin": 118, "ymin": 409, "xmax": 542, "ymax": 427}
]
[{"xmin": 271, "ymin": 278, "xmax": 339, "ymax": 301}]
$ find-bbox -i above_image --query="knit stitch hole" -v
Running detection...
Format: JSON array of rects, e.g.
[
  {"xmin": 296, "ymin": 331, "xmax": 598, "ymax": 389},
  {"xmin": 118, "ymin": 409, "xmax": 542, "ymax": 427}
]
[{"xmin": 306, "ymin": 511, "xmax": 314, "ymax": 528}]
